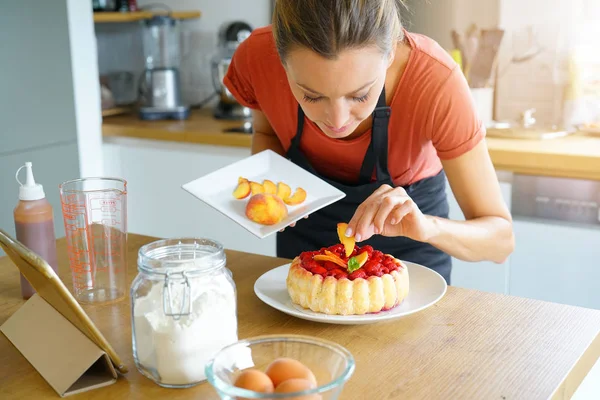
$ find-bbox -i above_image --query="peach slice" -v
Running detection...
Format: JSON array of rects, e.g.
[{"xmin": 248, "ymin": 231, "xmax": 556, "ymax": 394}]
[
  {"xmin": 263, "ymin": 179, "xmax": 277, "ymax": 195},
  {"xmin": 283, "ymin": 188, "xmax": 307, "ymax": 205},
  {"xmin": 245, "ymin": 194, "xmax": 288, "ymax": 225},
  {"xmin": 276, "ymin": 182, "xmax": 292, "ymax": 200},
  {"xmin": 323, "ymin": 250, "xmax": 348, "ymax": 266},
  {"xmin": 355, "ymin": 251, "xmax": 369, "ymax": 267},
  {"xmin": 238, "ymin": 176, "xmax": 248, "ymax": 184},
  {"xmin": 337, "ymin": 223, "xmax": 355, "ymax": 257},
  {"xmin": 232, "ymin": 179, "xmax": 251, "ymax": 199},
  {"xmin": 250, "ymin": 182, "xmax": 265, "ymax": 195},
  {"xmin": 314, "ymin": 254, "xmax": 347, "ymax": 268}
]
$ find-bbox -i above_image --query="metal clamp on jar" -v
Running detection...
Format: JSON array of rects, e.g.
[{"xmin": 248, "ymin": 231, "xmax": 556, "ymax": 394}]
[{"xmin": 131, "ymin": 238, "xmax": 238, "ymax": 388}]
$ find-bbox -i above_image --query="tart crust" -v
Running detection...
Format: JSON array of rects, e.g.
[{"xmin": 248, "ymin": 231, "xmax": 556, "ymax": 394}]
[{"xmin": 286, "ymin": 256, "xmax": 409, "ymax": 316}]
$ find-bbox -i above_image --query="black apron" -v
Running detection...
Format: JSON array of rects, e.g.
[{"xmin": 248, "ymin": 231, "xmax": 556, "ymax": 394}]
[{"xmin": 277, "ymin": 88, "xmax": 452, "ymax": 284}]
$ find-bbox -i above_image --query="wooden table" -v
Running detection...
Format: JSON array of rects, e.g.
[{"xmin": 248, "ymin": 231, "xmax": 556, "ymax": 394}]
[{"xmin": 2, "ymin": 234, "xmax": 600, "ymax": 399}]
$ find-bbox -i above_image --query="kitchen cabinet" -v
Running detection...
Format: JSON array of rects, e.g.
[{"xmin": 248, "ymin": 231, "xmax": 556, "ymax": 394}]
[
  {"xmin": 510, "ymin": 220, "xmax": 600, "ymax": 309},
  {"xmin": 446, "ymin": 177, "xmax": 513, "ymax": 293}
]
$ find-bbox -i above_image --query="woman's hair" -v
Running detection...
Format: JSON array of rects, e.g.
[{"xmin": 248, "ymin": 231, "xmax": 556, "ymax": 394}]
[{"xmin": 273, "ymin": 0, "xmax": 407, "ymax": 61}]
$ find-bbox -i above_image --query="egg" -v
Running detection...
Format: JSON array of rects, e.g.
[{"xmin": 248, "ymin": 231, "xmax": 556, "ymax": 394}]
[
  {"xmin": 233, "ymin": 368, "xmax": 274, "ymax": 394},
  {"xmin": 275, "ymin": 378, "xmax": 322, "ymax": 400},
  {"xmin": 265, "ymin": 357, "xmax": 317, "ymax": 387}
]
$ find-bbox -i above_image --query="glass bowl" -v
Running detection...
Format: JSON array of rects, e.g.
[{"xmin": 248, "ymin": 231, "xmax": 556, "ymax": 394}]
[{"xmin": 205, "ymin": 334, "xmax": 355, "ymax": 399}]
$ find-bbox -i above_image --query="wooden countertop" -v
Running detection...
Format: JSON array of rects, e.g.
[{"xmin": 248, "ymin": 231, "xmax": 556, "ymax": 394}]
[
  {"xmin": 102, "ymin": 108, "xmax": 253, "ymax": 148},
  {"xmin": 103, "ymin": 110, "xmax": 600, "ymax": 181},
  {"xmin": 2, "ymin": 234, "xmax": 600, "ymax": 399}
]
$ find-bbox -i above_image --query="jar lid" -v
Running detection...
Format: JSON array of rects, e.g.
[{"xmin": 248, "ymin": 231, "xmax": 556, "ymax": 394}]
[{"xmin": 138, "ymin": 238, "xmax": 226, "ymax": 276}]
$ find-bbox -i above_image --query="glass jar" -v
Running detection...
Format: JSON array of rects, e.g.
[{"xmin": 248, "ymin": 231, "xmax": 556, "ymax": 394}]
[{"xmin": 131, "ymin": 238, "xmax": 238, "ymax": 388}]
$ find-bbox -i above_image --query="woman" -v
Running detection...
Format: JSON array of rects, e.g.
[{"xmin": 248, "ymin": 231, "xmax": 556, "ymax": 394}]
[{"xmin": 224, "ymin": 0, "xmax": 514, "ymax": 284}]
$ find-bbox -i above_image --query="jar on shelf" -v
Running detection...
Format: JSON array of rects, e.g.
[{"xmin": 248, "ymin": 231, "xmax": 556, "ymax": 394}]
[{"xmin": 131, "ymin": 238, "xmax": 238, "ymax": 388}]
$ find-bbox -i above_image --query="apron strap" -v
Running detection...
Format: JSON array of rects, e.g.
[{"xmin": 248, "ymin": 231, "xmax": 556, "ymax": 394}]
[{"xmin": 358, "ymin": 88, "xmax": 392, "ymax": 183}]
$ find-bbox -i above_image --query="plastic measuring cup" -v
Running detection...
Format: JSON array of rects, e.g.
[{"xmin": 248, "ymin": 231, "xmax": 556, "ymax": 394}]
[{"xmin": 59, "ymin": 177, "xmax": 128, "ymax": 304}]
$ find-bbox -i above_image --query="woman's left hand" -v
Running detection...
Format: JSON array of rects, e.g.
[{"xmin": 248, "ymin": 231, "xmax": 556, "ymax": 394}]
[{"xmin": 346, "ymin": 184, "xmax": 436, "ymax": 243}]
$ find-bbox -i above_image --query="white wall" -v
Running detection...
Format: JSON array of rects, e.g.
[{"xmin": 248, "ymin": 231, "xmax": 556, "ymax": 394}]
[
  {"xmin": 67, "ymin": 0, "xmax": 104, "ymax": 177},
  {"xmin": 406, "ymin": 0, "xmax": 500, "ymax": 50}
]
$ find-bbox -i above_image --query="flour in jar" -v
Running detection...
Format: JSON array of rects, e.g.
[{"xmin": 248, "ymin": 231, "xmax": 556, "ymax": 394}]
[{"xmin": 133, "ymin": 269, "xmax": 238, "ymax": 386}]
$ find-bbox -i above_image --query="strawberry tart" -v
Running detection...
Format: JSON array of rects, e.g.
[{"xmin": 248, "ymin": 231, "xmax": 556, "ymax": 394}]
[{"xmin": 286, "ymin": 224, "xmax": 409, "ymax": 316}]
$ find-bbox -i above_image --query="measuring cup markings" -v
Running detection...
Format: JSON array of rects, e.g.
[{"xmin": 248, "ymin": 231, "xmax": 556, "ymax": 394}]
[{"xmin": 60, "ymin": 179, "xmax": 127, "ymax": 303}]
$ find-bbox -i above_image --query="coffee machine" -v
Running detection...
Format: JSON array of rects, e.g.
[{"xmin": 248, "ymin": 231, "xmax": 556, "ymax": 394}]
[
  {"xmin": 211, "ymin": 21, "xmax": 253, "ymax": 120},
  {"xmin": 139, "ymin": 16, "xmax": 190, "ymax": 120}
]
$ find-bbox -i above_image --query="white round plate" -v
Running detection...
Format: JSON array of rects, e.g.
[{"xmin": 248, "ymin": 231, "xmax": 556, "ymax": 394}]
[{"xmin": 253, "ymin": 262, "xmax": 447, "ymax": 325}]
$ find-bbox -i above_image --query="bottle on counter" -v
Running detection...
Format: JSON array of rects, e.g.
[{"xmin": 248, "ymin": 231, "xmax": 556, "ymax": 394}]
[{"xmin": 13, "ymin": 162, "xmax": 58, "ymax": 299}]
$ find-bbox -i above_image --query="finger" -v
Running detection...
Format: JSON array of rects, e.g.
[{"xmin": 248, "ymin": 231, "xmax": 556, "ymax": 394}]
[
  {"xmin": 373, "ymin": 195, "xmax": 407, "ymax": 233},
  {"xmin": 290, "ymin": 221, "xmax": 296, "ymax": 227},
  {"xmin": 354, "ymin": 199, "xmax": 386, "ymax": 242},
  {"xmin": 389, "ymin": 199, "xmax": 415, "ymax": 225},
  {"xmin": 303, "ymin": 215, "xmax": 309, "ymax": 219},
  {"xmin": 347, "ymin": 185, "xmax": 394, "ymax": 238}
]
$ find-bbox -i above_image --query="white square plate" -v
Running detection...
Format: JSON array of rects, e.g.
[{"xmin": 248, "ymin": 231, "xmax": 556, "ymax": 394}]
[{"xmin": 181, "ymin": 150, "xmax": 346, "ymax": 239}]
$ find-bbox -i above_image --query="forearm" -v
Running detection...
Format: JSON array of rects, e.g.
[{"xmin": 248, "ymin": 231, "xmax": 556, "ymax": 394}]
[
  {"xmin": 426, "ymin": 215, "xmax": 514, "ymax": 263},
  {"xmin": 251, "ymin": 130, "xmax": 286, "ymax": 156}
]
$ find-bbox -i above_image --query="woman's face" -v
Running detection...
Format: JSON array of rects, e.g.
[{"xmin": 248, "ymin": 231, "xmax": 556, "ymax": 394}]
[{"xmin": 284, "ymin": 46, "xmax": 392, "ymax": 139}]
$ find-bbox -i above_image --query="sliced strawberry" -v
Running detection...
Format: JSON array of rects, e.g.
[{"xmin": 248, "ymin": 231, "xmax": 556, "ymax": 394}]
[
  {"xmin": 334, "ymin": 271, "xmax": 348, "ymax": 279},
  {"xmin": 311, "ymin": 266, "xmax": 327, "ymax": 275},
  {"xmin": 323, "ymin": 261, "xmax": 339, "ymax": 271},
  {"xmin": 361, "ymin": 245, "xmax": 374, "ymax": 256},
  {"xmin": 348, "ymin": 270, "xmax": 367, "ymax": 280},
  {"xmin": 328, "ymin": 268, "xmax": 345, "ymax": 276},
  {"xmin": 330, "ymin": 243, "xmax": 345, "ymax": 254}
]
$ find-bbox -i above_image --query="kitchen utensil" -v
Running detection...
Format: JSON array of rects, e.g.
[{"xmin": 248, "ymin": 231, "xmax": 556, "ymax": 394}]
[
  {"xmin": 139, "ymin": 16, "xmax": 189, "ymax": 120},
  {"xmin": 211, "ymin": 21, "xmax": 253, "ymax": 121},
  {"xmin": 59, "ymin": 177, "xmax": 128, "ymax": 304},
  {"xmin": 181, "ymin": 149, "xmax": 346, "ymax": 239},
  {"xmin": 253, "ymin": 261, "xmax": 447, "ymax": 325},
  {"xmin": 205, "ymin": 334, "xmax": 355, "ymax": 400},
  {"xmin": 468, "ymin": 29, "xmax": 505, "ymax": 88},
  {"xmin": 463, "ymin": 24, "xmax": 480, "ymax": 80}
]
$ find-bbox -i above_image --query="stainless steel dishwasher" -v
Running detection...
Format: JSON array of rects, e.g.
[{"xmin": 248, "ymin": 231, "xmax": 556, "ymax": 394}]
[{"xmin": 510, "ymin": 174, "xmax": 600, "ymax": 309}]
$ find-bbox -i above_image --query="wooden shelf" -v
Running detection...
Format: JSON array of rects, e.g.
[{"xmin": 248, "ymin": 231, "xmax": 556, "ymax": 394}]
[{"xmin": 93, "ymin": 11, "xmax": 201, "ymax": 23}]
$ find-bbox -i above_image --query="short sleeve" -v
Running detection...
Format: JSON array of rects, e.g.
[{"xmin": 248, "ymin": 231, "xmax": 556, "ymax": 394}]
[
  {"xmin": 223, "ymin": 37, "xmax": 261, "ymax": 110},
  {"xmin": 428, "ymin": 66, "xmax": 485, "ymax": 160}
]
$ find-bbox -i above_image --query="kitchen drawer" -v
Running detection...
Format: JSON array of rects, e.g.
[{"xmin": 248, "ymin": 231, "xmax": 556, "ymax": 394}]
[{"xmin": 510, "ymin": 220, "xmax": 600, "ymax": 309}]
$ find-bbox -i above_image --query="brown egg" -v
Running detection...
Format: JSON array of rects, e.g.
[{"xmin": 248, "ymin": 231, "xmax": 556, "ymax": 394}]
[
  {"xmin": 265, "ymin": 357, "xmax": 317, "ymax": 388},
  {"xmin": 233, "ymin": 368, "xmax": 274, "ymax": 395},
  {"xmin": 275, "ymin": 378, "xmax": 322, "ymax": 400}
]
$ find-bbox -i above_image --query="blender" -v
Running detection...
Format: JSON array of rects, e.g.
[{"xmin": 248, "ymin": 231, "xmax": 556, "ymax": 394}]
[{"xmin": 139, "ymin": 16, "xmax": 190, "ymax": 120}]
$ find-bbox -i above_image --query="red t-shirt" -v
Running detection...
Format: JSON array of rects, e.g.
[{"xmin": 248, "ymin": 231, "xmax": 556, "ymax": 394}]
[{"xmin": 224, "ymin": 25, "xmax": 485, "ymax": 186}]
